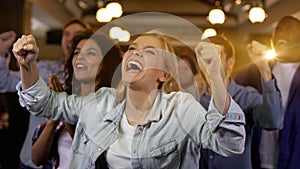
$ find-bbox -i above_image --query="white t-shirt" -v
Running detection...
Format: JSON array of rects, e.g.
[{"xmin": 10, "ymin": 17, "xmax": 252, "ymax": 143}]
[
  {"xmin": 106, "ymin": 114, "xmax": 136, "ymax": 169},
  {"xmin": 57, "ymin": 128, "xmax": 73, "ymax": 169}
]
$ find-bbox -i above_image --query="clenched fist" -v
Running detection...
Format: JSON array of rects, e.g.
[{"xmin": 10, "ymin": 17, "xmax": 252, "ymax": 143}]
[
  {"xmin": 247, "ymin": 40, "xmax": 272, "ymax": 81},
  {"xmin": 195, "ymin": 42, "xmax": 224, "ymax": 78},
  {"xmin": 247, "ymin": 40, "xmax": 269, "ymax": 64},
  {"xmin": 12, "ymin": 35, "xmax": 39, "ymax": 69}
]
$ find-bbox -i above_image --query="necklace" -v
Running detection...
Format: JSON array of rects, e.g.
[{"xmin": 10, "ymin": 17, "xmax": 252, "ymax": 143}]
[{"xmin": 125, "ymin": 105, "xmax": 152, "ymax": 126}]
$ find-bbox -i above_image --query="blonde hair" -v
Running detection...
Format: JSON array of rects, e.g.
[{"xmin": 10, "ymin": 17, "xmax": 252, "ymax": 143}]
[{"xmin": 116, "ymin": 32, "xmax": 181, "ymax": 103}]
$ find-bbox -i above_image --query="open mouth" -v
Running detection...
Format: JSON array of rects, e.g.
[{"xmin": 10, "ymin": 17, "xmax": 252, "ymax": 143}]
[
  {"xmin": 126, "ymin": 60, "xmax": 143, "ymax": 71},
  {"xmin": 75, "ymin": 63, "xmax": 87, "ymax": 70}
]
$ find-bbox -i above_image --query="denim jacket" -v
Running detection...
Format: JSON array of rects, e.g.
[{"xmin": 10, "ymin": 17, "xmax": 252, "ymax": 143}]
[{"xmin": 17, "ymin": 77, "xmax": 246, "ymax": 169}]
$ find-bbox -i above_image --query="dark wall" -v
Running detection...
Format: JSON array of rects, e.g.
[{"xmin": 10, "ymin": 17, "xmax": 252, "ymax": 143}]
[
  {"xmin": 0, "ymin": 1, "xmax": 30, "ymax": 169},
  {"xmin": 0, "ymin": 0, "xmax": 25, "ymax": 35},
  {"xmin": 0, "ymin": 0, "xmax": 26, "ymax": 71}
]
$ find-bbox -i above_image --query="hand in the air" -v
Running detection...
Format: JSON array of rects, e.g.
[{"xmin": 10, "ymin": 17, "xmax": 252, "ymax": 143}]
[
  {"xmin": 12, "ymin": 34, "xmax": 39, "ymax": 69},
  {"xmin": 195, "ymin": 42, "xmax": 223, "ymax": 76},
  {"xmin": 247, "ymin": 40, "xmax": 270, "ymax": 68}
]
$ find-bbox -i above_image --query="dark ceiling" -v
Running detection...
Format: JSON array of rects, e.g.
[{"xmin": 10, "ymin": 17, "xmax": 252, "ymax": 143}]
[{"xmin": 31, "ymin": 0, "xmax": 300, "ymax": 37}]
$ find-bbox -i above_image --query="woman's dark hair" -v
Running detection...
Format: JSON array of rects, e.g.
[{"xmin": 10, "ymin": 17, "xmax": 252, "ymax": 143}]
[
  {"xmin": 63, "ymin": 18, "xmax": 92, "ymax": 32},
  {"xmin": 63, "ymin": 31, "xmax": 123, "ymax": 94}
]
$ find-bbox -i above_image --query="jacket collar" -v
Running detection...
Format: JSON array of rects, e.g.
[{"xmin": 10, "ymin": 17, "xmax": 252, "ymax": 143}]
[{"xmin": 103, "ymin": 91, "xmax": 165, "ymax": 126}]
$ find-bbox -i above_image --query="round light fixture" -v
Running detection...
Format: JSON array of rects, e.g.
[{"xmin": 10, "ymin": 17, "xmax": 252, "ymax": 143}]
[
  {"xmin": 249, "ymin": 6, "xmax": 266, "ymax": 23},
  {"xmin": 96, "ymin": 8, "xmax": 112, "ymax": 22},
  {"xmin": 208, "ymin": 8, "xmax": 226, "ymax": 24},
  {"xmin": 201, "ymin": 28, "xmax": 217, "ymax": 40},
  {"xmin": 106, "ymin": 2, "xmax": 123, "ymax": 18}
]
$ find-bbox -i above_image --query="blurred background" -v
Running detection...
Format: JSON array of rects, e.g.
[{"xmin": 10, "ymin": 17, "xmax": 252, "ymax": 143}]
[
  {"xmin": 0, "ymin": 0, "xmax": 299, "ymax": 71},
  {"xmin": 0, "ymin": 0, "xmax": 299, "ymax": 168}
]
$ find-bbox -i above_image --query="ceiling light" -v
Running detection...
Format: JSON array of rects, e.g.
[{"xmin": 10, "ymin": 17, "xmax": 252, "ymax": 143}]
[
  {"xmin": 208, "ymin": 1, "xmax": 226, "ymax": 24},
  {"xmin": 118, "ymin": 30, "xmax": 130, "ymax": 42},
  {"xmin": 249, "ymin": 6, "xmax": 266, "ymax": 23},
  {"xmin": 208, "ymin": 8, "xmax": 226, "ymax": 24},
  {"xmin": 96, "ymin": 8, "xmax": 112, "ymax": 22},
  {"xmin": 109, "ymin": 26, "xmax": 130, "ymax": 42},
  {"xmin": 106, "ymin": 2, "xmax": 123, "ymax": 18},
  {"xmin": 201, "ymin": 28, "xmax": 217, "ymax": 40},
  {"xmin": 109, "ymin": 26, "xmax": 122, "ymax": 39}
]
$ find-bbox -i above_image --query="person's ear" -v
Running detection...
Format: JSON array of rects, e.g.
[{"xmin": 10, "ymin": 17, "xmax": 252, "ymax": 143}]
[
  {"xmin": 227, "ymin": 57, "xmax": 235, "ymax": 69},
  {"xmin": 226, "ymin": 57, "xmax": 235, "ymax": 76},
  {"xmin": 273, "ymin": 39, "xmax": 288, "ymax": 51},
  {"xmin": 159, "ymin": 71, "xmax": 170, "ymax": 82}
]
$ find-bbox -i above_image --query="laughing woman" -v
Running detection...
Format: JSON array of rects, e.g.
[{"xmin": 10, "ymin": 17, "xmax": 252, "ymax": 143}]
[
  {"xmin": 13, "ymin": 32, "xmax": 245, "ymax": 169},
  {"xmin": 30, "ymin": 31, "xmax": 123, "ymax": 168}
]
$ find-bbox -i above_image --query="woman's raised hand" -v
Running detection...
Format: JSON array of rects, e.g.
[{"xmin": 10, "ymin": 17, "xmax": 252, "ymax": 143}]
[
  {"xmin": 12, "ymin": 34, "xmax": 39, "ymax": 69},
  {"xmin": 195, "ymin": 42, "xmax": 224, "ymax": 77}
]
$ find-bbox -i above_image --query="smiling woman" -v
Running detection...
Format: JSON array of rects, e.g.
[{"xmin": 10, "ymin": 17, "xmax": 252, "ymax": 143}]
[
  {"xmin": 64, "ymin": 31, "xmax": 123, "ymax": 95},
  {"xmin": 117, "ymin": 32, "xmax": 180, "ymax": 102},
  {"xmin": 30, "ymin": 31, "xmax": 123, "ymax": 168},
  {"xmin": 13, "ymin": 31, "xmax": 246, "ymax": 169}
]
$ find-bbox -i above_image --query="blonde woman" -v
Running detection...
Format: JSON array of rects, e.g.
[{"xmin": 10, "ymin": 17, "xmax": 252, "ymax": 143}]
[{"xmin": 13, "ymin": 32, "xmax": 245, "ymax": 169}]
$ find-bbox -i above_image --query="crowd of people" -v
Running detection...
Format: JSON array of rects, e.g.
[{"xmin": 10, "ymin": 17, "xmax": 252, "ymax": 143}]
[{"xmin": 0, "ymin": 14, "xmax": 299, "ymax": 169}]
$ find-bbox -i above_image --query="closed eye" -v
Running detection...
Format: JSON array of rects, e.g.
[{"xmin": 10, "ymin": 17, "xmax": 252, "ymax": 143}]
[
  {"xmin": 87, "ymin": 51, "xmax": 97, "ymax": 56},
  {"xmin": 128, "ymin": 45, "xmax": 136, "ymax": 51},
  {"xmin": 143, "ymin": 48, "xmax": 157, "ymax": 55}
]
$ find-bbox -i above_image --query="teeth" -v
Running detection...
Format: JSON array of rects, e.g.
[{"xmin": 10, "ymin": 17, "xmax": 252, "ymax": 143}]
[
  {"xmin": 128, "ymin": 61, "xmax": 142, "ymax": 70},
  {"xmin": 76, "ymin": 64, "xmax": 86, "ymax": 68}
]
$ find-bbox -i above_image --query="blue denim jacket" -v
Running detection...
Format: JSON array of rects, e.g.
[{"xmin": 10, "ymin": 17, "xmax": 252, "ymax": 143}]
[
  {"xmin": 17, "ymin": 77, "xmax": 246, "ymax": 169},
  {"xmin": 200, "ymin": 79, "xmax": 283, "ymax": 169}
]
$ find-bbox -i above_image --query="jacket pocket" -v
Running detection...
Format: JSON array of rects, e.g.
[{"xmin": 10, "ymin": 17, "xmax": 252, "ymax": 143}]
[
  {"xmin": 72, "ymin": 122, "xmax": 90, "ymax": 154},
  {"xmin": 150, "ymin": 139, "xmax": 179, "ymax": 169}
]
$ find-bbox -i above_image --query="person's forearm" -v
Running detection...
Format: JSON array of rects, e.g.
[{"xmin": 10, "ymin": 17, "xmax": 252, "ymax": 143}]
[
  {"xmin": 0, "ymin": 55, "xmax": 20, "ymax": 92},
  {"xmin": 257, "ymin": 65, "xmax": 272, "ymax": 82},
  {"xmin": 20, "ymin": 61, "xmax": 39, "ymax": 90},
  {"xmin": 32, "ymin": 122, "xmax": 57, "ymax": 165},
  {"xmin": 210, "ymin": 73, "xmax": 230, "ymax": 115}
]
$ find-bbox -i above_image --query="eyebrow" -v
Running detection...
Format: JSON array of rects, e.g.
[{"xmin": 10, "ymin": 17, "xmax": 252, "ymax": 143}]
[
  {"xmin": 130, "ymin": 43, "xmax": 157, "ymax": 49},
  {"xmin": 86, "ymin": 48, "xmax": 98, "ymax": 51},
  {"xmin": 75, "ymin": 47, "xmax": 99, "ymax": 53},
  {"xmin": 75, "ymin": 47, "xmax": 98, "ymax": 51}
]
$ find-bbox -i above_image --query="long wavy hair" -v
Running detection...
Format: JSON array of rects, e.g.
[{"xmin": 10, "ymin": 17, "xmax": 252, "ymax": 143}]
[{"xmin": 63, "ymin": 31, "xmax": 123, "ymax": 94}]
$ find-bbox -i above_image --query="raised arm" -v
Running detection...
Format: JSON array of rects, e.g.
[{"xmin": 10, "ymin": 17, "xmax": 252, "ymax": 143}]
[
  {"xmin": 195, "ymin": 42, "xmax": 230, "ymax": 115},
  {"xmin": 32, "ymin": 120, "xmax": 60, "ymax": 166},
  {"xmin": 0, "ymin": 31, "xmax": 20, "ymax": 92},
  {"xmin": 12, "ymin": 35, "xmax": 78, "ymax": 123},
  {"xmin": 247, "ymin": 40, "xmax": 283, "ymax": 129},
  {"xmin": 12, "ymin": 35, "xmax": 39, "ymax": 90}
]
